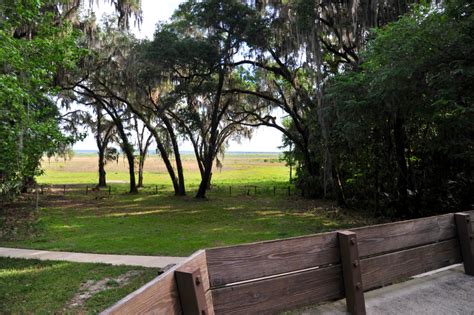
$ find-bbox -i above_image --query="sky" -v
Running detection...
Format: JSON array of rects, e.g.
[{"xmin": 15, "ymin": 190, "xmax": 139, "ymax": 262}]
[{"xmin": 73, "ymin": 0, "xmax": 284, "ymax": 152}]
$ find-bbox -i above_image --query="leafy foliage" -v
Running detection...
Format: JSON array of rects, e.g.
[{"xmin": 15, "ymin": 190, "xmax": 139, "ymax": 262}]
[
  {"xmin": 324, "ymin": 0, "xmax": 473, "ymax": 216},
  {"xmin": 0, "ymin": 0, "xmax": 142, "ymax": 201},
  {"xmin": 0, "ymin": 1, "xmax": 83, "ymax": 201}
]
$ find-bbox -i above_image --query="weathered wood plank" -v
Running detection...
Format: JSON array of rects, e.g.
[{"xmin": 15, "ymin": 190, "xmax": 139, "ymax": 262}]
[
  {"xmin": 469, "ymin": 210, "xmax": 474, "ymax": 231},
  {"xmin": 212, "ymin": 265, "xmax": 343, "ymax": 315},
  {"xmin": 455, "ymin": 213, "xmax": 474, "ymax": 275},
  {"xmin": 205, "ymin": 290, "xmax": 213, "ymax": 314},
  {"xmin": 206, "ymin": 232, "xmax": 339, "ymax": 287},
  {"xmin": 176, "ymin": 250, "xmax": 211, "ymax": 294},
  {"xmin": 101, "ymin": 264, "xmax": 180, "ymax": 315},
  {"xmin": 353, "ymin": 213, "xmax": 457, "ymax": 258},
  {"xmin": 338, "ymin": 231, "xmax": 366, "ymax": 315},
  {"xmin": 175, "ymin": 268, "xmax": 209, "ymax": 315},
  {"xmin": 176, "ymin": 250, "xmax": 215, "ymax": 315},
  {"xmin": 361, "ymin": 239, "xmax": 461, "ymax": 291},
  {"xmin": 102, "ymin": 250, "xmax": 211, "ymax": 315}
]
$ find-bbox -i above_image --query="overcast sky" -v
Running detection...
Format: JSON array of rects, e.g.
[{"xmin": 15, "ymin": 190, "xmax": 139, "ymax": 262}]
[{"xmin": 73, "ymin": 0, "xmax": 283, "ymax": 152}]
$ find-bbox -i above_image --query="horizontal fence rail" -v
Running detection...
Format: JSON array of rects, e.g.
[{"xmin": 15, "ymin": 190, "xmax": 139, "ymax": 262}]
[
  {"xmin": 102, "ymin": 210, "xmax": 474, "ymax": 315},
  {"xmin": 31, "ymin": 184, "xmax": 300, "ymax": 198},
  {"xmin": 206, "ymin": 231, "xmax": 339, "ymax": 287},
  {"xmin": 212, "ymin": 265, "xmax": 343, "ymax": 315},
  {"xmin": 360, "ymin": 239, "xmax": 461, "ymax": 291}
]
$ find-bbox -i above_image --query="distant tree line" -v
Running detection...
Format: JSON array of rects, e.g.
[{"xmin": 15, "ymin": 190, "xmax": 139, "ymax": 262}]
[{"xmin": 1, "ymin": 0, "xmax": 472, "ymax": 216}]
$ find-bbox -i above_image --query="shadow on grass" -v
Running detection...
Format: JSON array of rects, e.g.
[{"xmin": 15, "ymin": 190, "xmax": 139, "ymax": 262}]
[{"xmin": 1, "ymin": 186, "xmax": 378, "ymax": 256}]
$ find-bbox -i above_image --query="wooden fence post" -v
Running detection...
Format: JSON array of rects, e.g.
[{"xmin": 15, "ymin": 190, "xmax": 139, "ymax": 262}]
[
  {"xmin": 455, "ymin": 213, "xmax": 474, "ymax": 276},
  {"xmin": 175, "ymin": 268, "xmax": 209, "ymax": 315},
  {"xmin": 338, "ymin": 231, "xmax": 366, "ymax": 315}
]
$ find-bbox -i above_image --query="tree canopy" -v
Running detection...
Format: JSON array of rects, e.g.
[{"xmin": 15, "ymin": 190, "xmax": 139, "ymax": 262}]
[
  {"xmin": 1, "ymin": 0, "xmax": 472, "ymax": 216},
  {"xmin": 0, "ymin": 1, "xmax": 83, "ymax": 199},
  {"xmin": 324, "ymin": 0, "xmax": 473, "ymax": 216}
]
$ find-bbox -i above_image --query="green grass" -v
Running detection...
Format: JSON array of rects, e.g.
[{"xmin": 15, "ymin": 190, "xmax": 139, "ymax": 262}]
[
  {"xmin": 1, "ymin": 153, "xmax": 376, "ymax": 256},
  {"xmin": 0, "ymin": 257, "xmax": 160, "ymax": 314},
  {"xmin": 37, "ymin": 152, "xmax": 290, "ymax": 189},
  {"xmin": 0, "ymin": 189, "xmax": 374, "ymax": 256}
]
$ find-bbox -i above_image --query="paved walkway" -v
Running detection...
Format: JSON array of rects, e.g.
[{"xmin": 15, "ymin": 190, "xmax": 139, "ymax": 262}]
[{"xmin": 0, "ymin": 247, "xmax": 186, "ymax": 269}]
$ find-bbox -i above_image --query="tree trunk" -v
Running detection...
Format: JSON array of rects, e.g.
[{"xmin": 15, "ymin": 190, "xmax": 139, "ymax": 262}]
[
  {"xmin": 195, "ymin": 69, "xmax": 225, "ymax": 199},
  {"xmin": 137, "ymin": 155, "xmax": 144, "ymax": 188},
  {"xmin": 98, "ymin": 147, "xmax": 107, "ymax": 187},
  {"xmin": 95, "ymin": 108, "xmax": 114, "ymax": 189},
  {"xmin": 372, "ymin": 128, "xmax": 381, "ymax": 215},
  {"xmin": 162, "ymin": 116, "xmax": 186, "ymax": 196},
  {"xmin": 331, "ymin": 164, "xmax": 347, "ymax": 207},
  {"xmin": 124, "ymin": 147, "xmax": 137, "ymax": 194},
  {"xmin": 206, "ymin": 172, "xmax": 212, "ymax": 189},
  {"xmin": 20, "ymin": 176, "xmax": 35, "ymax": 193},
  {"xmin": 127, "ymin": 105, "xmax": 186, "ymax": 196},
  {"xmin": 187, "ymin": 131, "xmax": 205, "ymax": 180},
  {"xmin": 110, "ymin": 114, "xmax": 137, "ymax": 194},
  {"xmin": 156, "ymin": 139, "xmax": 182, "ymax": 196},
  {"xmin": 315, "ymin": 85, "xmax": 334, "ymax": 198},
  {"xmin": 196, "ymin": 156, "xmax": 213, "ymax": 199},
  {"xmin": 176, "ymin": 158, "xmax": 186, "ymax": 195}
]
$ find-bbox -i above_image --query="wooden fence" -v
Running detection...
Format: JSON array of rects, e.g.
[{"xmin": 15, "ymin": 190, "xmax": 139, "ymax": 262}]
[
  {"xmin": 101, "ymin": 210, "xmax": 474, "ymax": 315},
  {"xmin": 34, "ymin": 184, "xmax": 298, "ymax": 197}
]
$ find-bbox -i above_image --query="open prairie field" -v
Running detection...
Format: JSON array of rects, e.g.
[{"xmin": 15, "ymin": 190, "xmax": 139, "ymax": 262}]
[{"xmin": 38, "ymin": 152, "xmax": 289, "ymax": 191}]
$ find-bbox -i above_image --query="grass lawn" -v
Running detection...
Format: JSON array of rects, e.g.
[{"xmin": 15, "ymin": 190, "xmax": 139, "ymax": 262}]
[
  {"xmin": 0, "ymin": 190, "xmax": 376, "ymax": 256},
  {"xmin": 1, "ymin": 153, "xmax": 378, "ymax": 256},
  {"xmin": 0, "ymin": 257, "xmax": 160, "ymax": 314}
]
